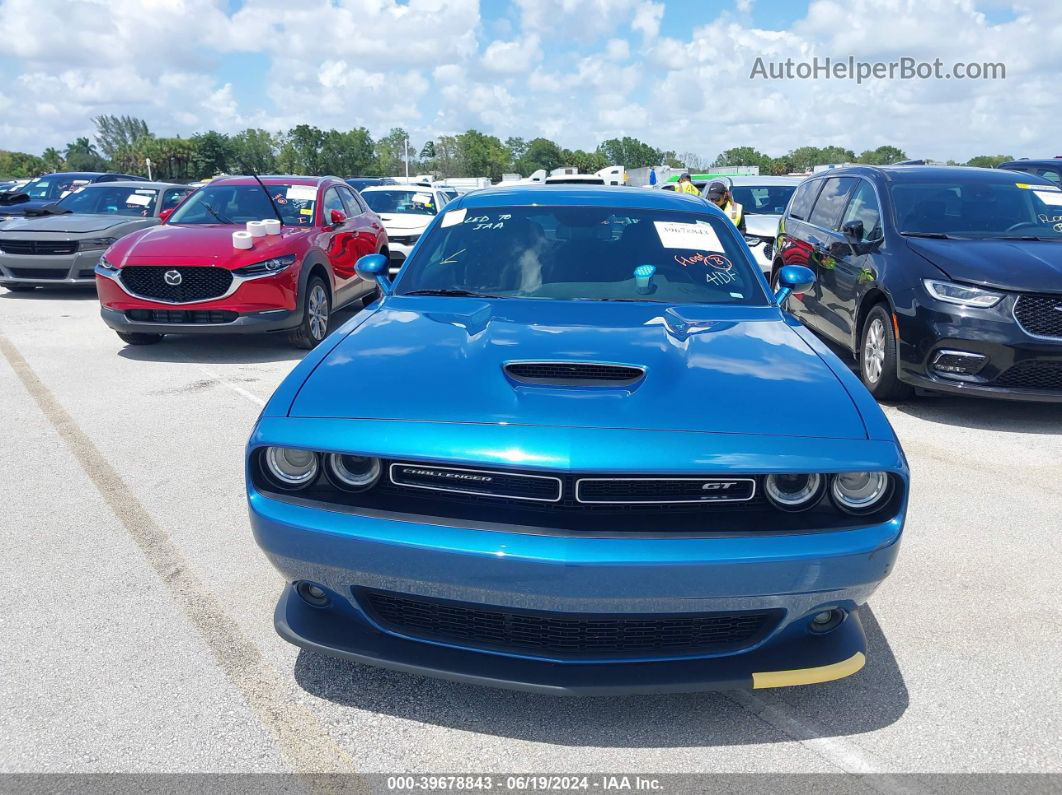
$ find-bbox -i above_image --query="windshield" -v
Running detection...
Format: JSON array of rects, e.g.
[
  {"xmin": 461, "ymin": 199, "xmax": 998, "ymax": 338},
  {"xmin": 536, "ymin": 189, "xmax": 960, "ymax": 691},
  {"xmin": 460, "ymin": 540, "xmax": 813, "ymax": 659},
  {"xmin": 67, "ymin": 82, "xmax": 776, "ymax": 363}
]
[
  {"xmin": 20, "ymin": 175, "xmax": 93, "ymax": 202},
  {"xmin": 892, "ymin": 179, "xmax": 1062, "ymax": 239},
  {"xmin": 56, "ymin": 186, "xmax": 159, "ymax": 216},
  {"xmin": 168, "ymin": 184, "xmax": 317, "ymax": 226},
  {"xmin": 730, "ymin": 185, "xmax": 797, "ymax": 215},
  {"xmin": 396, "ymin": 206, "xmax": 766, "ymax": 305},
  {"xmin": 362, "ymin": 189, "xmax": 438, "ymax": 216}
]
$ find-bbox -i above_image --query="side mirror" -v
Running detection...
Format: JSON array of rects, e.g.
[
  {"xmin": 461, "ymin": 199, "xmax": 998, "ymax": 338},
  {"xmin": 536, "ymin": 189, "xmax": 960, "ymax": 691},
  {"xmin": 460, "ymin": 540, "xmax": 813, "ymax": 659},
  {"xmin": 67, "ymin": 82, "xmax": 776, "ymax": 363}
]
[
  {"xmin": 159, "ymin": 208, "xmax": 174, "ymax": 223},
  {"xmin": 329, "ymin": 209, "xmax": 347, "ymax": 226},
  {"xmin": 841, "ymin": 219, "xmax": 864, "ymax": 241},
  {"xmin": 355, "ymin": 253, "xmax": 392, "ymax": 295},
  {"xmin": 774, "ymin": 265, "xmax": 815, "ymax": 304}
]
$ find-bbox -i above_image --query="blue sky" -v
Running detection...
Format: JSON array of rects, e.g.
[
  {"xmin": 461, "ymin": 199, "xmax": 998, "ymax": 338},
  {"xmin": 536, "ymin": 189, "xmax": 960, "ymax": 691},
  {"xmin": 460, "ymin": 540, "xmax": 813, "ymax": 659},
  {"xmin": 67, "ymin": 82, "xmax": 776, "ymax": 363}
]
[{"xmin": 0, "ymin": 0, "xmax": 1057, "ymax": 165}]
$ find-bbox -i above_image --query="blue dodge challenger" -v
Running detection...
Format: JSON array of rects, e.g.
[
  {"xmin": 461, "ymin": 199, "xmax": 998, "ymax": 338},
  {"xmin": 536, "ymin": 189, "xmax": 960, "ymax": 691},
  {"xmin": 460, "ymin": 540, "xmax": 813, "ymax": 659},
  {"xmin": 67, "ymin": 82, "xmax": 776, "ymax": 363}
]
[{"xmin": 247, "ymin": 185, "xmax": 909, "ymax": 694}]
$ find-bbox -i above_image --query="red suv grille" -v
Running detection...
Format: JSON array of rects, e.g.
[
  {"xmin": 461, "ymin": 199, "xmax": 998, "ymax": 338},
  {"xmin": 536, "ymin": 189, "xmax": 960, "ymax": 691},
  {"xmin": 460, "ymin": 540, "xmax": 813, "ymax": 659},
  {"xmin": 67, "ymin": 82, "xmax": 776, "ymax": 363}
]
[{"xmin": 119, "ymin": 266, "xmax": 232, "ymax": 303}]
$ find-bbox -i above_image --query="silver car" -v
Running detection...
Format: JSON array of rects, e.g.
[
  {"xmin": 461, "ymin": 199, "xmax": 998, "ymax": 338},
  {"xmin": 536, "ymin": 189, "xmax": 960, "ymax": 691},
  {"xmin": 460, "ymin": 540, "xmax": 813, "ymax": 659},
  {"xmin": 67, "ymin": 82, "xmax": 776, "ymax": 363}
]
[
  {"xmin": 0, "ymin": 181, "xmax": 192, "ymax": 291},
  {"xmin": 701, "ymin": 176, "xmax": 802, "ymax": 274}
]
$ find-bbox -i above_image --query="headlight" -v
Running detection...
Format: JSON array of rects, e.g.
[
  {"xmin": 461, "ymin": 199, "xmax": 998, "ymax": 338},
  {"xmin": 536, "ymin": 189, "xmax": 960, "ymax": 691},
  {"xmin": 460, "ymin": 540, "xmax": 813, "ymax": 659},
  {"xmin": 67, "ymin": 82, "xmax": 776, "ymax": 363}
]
[
  {"xmin": 80, "ymin": 236, "xmax": 118, "ymax": 251},
  {"xmin": 765, "ymin": 473, "xmax": 825, "ymax": 512},
  {"xmin": 96, "ymin": 255, "xmax": 119, "ymax": 273},
  {"xmin": 262, "ymin": 446, "xmax": 318, "ymax": 489},
  {"xmin": 234, "ymin": 254, "xmax": 297, "ymax": 277},
  {"xmin": 923, "ymin": 279, "xmax": 1003, "ymax": 308},
  {"xmin": 324, "ymin": 454, "xmax": 381, "ymax": 491},
  {"xmin": 831, "ymin": 472, "xmax": 892, "ymax": 514}
]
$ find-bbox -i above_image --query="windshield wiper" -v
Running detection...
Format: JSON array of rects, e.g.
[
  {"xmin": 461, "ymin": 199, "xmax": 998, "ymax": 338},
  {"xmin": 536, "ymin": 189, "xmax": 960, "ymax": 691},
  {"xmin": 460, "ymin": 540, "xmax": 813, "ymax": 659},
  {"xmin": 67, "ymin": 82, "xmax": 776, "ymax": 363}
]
[
  {"xmin": 990, "ymin": 235, "xmax": 1059, "ymax": 241},
  {"xmin": 202, "ymin": 203, "xmax": 231, "ymax": 224},
  {"xmin": 402, "ymin": 289, "xmax": 506, "ymax": 298},
  {"xmin": 900, "ymin": 231, "xmax": 965, "ymax": 239},
  {"xmin": 24, "ymin": 204, "xmax": 70, "ymax": 216}
]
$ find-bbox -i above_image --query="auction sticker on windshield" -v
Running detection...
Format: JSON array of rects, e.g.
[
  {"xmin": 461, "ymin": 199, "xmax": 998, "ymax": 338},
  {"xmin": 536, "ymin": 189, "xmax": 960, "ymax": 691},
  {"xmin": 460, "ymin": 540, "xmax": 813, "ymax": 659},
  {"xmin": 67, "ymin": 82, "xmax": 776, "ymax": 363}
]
[
  {"xmin": 654, "ymin": 220, "xmax": 724, "ymax": 252},
  {"xmin": 286, "ymin": 185, "xmax": 317, "ymax": 202},
  {"xmin": 1034, "ymin": 191, "xmax": 1062, "ymax": 206},
  {"xmin": 441, "ymin": 208, "xmax": 467, "ymax": 227}
]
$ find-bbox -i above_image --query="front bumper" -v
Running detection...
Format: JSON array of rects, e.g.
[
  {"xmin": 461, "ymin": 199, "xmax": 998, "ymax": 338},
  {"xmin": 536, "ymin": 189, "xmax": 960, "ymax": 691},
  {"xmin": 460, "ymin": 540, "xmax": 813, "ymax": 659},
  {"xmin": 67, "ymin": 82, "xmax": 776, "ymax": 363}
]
[
  {"xmin": 0, "ymin": 251, "xmax": 101, "ymax": 285},
  {"xmin": 897, "ymin": 296, "xmax": 1062, "ymax": 401},
  {"xmin": 100, "ymin": 305, "xmax": 299, "ymax": 335}
]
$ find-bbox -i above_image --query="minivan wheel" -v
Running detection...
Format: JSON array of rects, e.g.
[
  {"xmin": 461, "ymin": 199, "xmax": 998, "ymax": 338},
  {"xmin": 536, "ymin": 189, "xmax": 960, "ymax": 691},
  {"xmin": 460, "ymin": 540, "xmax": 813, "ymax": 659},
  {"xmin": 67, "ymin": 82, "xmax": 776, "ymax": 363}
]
[
  {"xmin": 859, "ymin": 304, "xmax": 912, "ymax": 401},
  {"xmin": 289, "ymin": 277, "xmax": 331, "ymax": 349},
  {"xmin": 116, "ymin": 331, "xmax": 164, "ymax": 345}
]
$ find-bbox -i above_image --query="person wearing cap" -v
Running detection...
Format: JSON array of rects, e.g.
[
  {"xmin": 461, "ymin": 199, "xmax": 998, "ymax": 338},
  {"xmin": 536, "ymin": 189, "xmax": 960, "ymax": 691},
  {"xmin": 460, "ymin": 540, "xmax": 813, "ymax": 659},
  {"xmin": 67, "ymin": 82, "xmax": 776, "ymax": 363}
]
[
  {"xmin": 705, "ymin": 181, "xmax": 745, "ymax": 232},
  {"xmin": 675, "ymin": 173, "xmax": 700, "ymax": 196}
]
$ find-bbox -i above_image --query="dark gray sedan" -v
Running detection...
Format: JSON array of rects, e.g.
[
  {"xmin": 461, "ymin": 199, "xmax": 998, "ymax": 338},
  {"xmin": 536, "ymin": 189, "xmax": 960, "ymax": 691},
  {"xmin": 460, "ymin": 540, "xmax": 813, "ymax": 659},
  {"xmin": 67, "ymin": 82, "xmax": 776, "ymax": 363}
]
[{"xmin": 0, "ymin": 181, "xmax": 192, "ymax": 290}]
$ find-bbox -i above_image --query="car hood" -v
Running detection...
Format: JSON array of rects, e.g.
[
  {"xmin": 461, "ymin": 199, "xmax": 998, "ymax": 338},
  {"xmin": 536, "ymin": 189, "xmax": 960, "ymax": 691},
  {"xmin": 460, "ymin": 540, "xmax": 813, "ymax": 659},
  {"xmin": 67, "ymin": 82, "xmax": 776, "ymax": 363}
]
[
  {"xmin": 0, "ymin": 198, "xmax": 53, "ymax": 215},
  {"xmin": 378, "ymin": 214, "xmax": 432, "ymax": 232},
  {"xmin": 906, "ymin": 237, "xmax": 1062, "ymax": 293},
  {"xmin": 291, "ymin": 298, "xmax": 867, "ymax": 439},
  {"xmin": 744, "ymin": 214, "xmax": 781, "ymax": 238},
  {"xmin": 0, "ymin": 213, "xmax": 132, "ymax": 234},
  {"xmin": 109, "ymin": 224, "xmax": 306, "ymax": 266}
]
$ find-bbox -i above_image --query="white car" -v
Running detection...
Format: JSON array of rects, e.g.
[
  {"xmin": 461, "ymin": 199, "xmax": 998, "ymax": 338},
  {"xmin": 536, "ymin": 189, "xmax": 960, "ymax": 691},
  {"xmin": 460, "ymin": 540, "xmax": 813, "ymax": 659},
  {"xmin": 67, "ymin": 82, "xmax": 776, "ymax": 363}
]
[
  {"xmin": 702, "ymin": 176, "xmax": 801, "ymax": 274},
  {"xmin": 359, "ymin": 184, "xmax": 453, "ymax": 274}
]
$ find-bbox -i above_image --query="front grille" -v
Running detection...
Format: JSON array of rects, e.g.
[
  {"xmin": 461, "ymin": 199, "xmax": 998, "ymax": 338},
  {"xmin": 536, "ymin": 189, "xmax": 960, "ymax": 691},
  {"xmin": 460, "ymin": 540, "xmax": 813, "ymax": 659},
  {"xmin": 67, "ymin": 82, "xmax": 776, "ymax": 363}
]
[
  {"xmin": 360, "ymin": 589, "xmax": 781, "ymax": 659},
  {"xmin": 7, "ymin": 267, "xmax": 67, "ymax": 279},
  {"xmin": 390, "ymin": 462, "xmax": 561, "ymax": 502},
  {"xmin": 119, "ymin": 266, "xmax": 232, "ymax": 303},
  {"xmin": 126, "ymin": 309, "xmax": 238, "ymax": 325},
  {"xmin": 0, "ymin": 239, "xmax": 77, "ymax": 256},
  {"xmin": 576, "ymin": 477, "xmax": 756, "ymax": 504},
  {"xmin": 1014, "ymin": 294, "xmax": 1062, "ymax": 339},
  {"xmin": 504, "ymin": 361, "xmax": 645, "ymax": 386},
  {"xmin": 77, "ymin": 269, "xmax": 96, "ymax": 278},
  {"xmin": 994, "ymin": 360, "xmax": 1062, "ymax": 391},
  {"xmin": 388, "ymin": 234, "xmax": 420, "ymax": 245}
]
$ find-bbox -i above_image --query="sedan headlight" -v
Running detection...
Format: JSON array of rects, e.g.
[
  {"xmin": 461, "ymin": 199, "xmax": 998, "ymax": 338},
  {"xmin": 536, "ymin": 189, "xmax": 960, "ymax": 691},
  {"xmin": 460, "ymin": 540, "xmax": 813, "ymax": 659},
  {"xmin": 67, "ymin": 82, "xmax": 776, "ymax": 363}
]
[
  {"xmin": 80, "ymin": 236, "xmax": 118, "ymax": 252},
  {"xmin": 233, "ymin": 254, "xmax": 297, "ymax": 277},
  {"xmin": 831, "ymin": 472, "xmax": 892, "ymax": 515},
  {"xmin": 262, "ymin": 446, "xmax": 318, "ymax": 490},
  {"xmin": 765, "ymin": 473, "xmax": 825, "ymax": 512},
  {"xmin": 324, "ymin": 454, "xmax": 381, "ymax": 491},
  {"xmin": 923, "ymin": 279, "xmax": 1003, "ymax": 308}
]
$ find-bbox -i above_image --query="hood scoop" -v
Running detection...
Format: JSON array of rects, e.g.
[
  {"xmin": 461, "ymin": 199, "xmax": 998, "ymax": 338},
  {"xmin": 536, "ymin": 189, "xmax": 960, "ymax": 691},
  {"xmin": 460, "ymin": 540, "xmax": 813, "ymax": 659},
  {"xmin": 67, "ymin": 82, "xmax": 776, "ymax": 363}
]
[{"xmin": 504, "ymin": 361, "xmax": 646, "ymax": 387}]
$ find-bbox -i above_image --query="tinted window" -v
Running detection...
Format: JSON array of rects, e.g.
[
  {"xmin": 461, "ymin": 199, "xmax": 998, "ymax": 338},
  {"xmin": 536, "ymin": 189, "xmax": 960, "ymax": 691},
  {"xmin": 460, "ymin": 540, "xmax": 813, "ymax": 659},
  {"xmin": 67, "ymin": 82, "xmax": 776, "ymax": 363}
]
[
  {"xmin": 398, "ymin": 206, "xmax": 766, "ymax": 306},
  {"xmin": 891, "ymin": 179, "xmax": 1062, "ymax": 238},
  {"xmin": 362, "ymin": 189, "xmax": 438, "ymax": 215},
  {"xmin": 337, "ymin": 186, "xmax": 362, "ymax": 217},
  {"xmin": 1034, "ymin": 167, "xmax": 1062, "ymax": 185},
  {"xmin": 731, "ymin": 185, "xmax": 797, "ymax": 215},
  {"xmin": 787, "ymin": 179, "xmax": 823, "ymax": 220},
  {"xmin": 168, "ymin": 184, "xmax": 317, "ymax": 226},
  {"xmin": 808, "ymin": 177, "xmax": 856, "ymax": 229},
  {"xmin": 840, "ymin": 181, "xmax": 883, "ymax": 241},
  {"xmin": 322, "ymin": 187, "xmax": 346, "ymax": 220},
  {"xmin": 161, "ymin": 188, "xmax": 191, "ymax": 212},
  {"xmin": 55, "ymin": 186, "xmax": 158, "ymax": 216}
]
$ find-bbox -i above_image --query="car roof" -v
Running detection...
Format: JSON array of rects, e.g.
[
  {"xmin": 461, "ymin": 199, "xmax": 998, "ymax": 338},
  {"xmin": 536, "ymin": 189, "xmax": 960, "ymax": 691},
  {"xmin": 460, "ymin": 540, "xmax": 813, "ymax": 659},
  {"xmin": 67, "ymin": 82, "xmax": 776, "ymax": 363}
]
[
  {"xmin": 724, "ymin": 176, "xmax": 802, "ymax": 186},
  {"xmin": 997, "ymin": 159, "xmax": 1062, "ymax": 168},
  {"xmin": 800, "ymin": 164, "xmax": 1059, "ymax": 187},
  {"xmin": 454, "ymin": 184, "xmax": 718, "ymax": 213},
  {"xmin": 361, "ymin": 184, "xmax": 439, "ymax": 192},
  {"xmin": 76, "ymin": 180, "xmax": 190, "ymax": 190},
  {"xmin": 207, "ymin": 175, "xmax": 341, "ymax": 187}
]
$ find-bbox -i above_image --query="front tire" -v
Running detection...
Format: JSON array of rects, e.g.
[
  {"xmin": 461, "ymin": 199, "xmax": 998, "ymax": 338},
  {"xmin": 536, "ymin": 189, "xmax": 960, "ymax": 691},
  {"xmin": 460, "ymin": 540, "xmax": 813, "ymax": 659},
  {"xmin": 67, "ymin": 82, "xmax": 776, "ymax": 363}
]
[
  {"xmin": 116, "ymin": 331, "xmax": 164, "ymax": 345},
  {"xmin": 859, "ymin": 304, "xmax": 912, "ymax": 401},
  {"xmin": 289, "ymin": 276, "xmax": 331, "ymax": 349}
]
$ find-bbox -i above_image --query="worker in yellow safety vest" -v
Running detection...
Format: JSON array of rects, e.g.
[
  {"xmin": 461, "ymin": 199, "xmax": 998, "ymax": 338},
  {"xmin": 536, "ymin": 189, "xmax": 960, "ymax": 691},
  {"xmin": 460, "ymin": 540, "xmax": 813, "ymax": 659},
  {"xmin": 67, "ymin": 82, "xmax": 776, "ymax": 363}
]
[
  {"xmin": 705, "ymin": 181, "xmax": 745, "ymax": 233},
  {"xmin": 675, "ymin": 173, "xmax": 700, "ymax": 196}
]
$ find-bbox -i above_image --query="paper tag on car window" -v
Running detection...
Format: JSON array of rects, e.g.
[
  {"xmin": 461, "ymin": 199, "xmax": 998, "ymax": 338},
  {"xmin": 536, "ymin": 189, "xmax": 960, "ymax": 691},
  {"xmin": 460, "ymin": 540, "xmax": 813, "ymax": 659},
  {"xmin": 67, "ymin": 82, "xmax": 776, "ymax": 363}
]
[
  {"xmin": 125, "ymin": 193, "xmax": 153, "ymax": 206},
  {"xmin": 441, "ymin": 208, "xmax": 466, "ymax": 227},
  {"xmin": 1033, "ymin": 190, "xmax": 1062, "ymax": 206},
  {"xmin": 286, "ymin": 185, "xmax": 317, "ymax": 202},
  {"xmin": 299, "ymin": 208, "xmax": 312, "ymax": 215},
  {"xmin": 412, "ymin": 192, "xmax": 432, "ymax": 205},
  {"xmin": 654, "ymin": 220, "xmax": 723, "ymax": 251}
]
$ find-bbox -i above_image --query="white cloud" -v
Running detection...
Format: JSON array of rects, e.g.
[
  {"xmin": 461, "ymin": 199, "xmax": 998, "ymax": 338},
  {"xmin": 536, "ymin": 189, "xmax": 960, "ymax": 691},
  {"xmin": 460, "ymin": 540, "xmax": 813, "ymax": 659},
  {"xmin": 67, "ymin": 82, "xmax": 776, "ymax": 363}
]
[
  {"xmin": 605, "ymin": 38, "xmax": 631, "ymax": 60},
  {"xmin": 481, "ymin": 35, "xmax": 542, "ymax": 74},
  {"xmin": 632, "ymin": 1, "xmax": 665, "ymax": 40},
  {"xmin": 514, "ymin": 0, "xmax": 645, "ymax": 38}
]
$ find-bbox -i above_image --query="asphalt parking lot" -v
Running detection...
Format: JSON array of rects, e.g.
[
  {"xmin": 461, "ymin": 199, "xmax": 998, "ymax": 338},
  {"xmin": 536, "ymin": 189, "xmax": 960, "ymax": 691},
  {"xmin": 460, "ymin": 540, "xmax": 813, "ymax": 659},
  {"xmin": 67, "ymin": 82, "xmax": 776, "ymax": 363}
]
[{"xmin": 1, "ymin": 286, "xmax": 1060, "ymax": 781}]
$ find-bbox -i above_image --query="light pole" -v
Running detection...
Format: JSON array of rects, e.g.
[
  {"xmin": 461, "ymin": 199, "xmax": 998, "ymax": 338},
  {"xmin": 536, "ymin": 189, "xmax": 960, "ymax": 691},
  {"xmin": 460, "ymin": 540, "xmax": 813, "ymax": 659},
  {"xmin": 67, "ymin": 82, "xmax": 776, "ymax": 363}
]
[
  {"xmin": 404, "ymin": 135, "xmax": 410, "ymax": 180},
  {"xmin": 145, "ymin": 157, "xmax": 153, "ymax": 181}
]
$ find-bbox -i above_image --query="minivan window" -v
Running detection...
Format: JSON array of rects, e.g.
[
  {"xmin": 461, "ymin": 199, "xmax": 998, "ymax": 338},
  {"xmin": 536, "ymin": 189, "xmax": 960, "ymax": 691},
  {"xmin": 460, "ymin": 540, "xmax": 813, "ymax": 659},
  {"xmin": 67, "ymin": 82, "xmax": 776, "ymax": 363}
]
[
  {"xmin": 892, "ymin": 179, "xmax": 1062, "ymax": 238},
  {"xmin": 788, "ymin": 179, "xmax": 823, "ymax": 220},
  {"xmin": 839, "ymin": 181, "xmax": 883, "ymax": 241},
  {"xmin": 808, "ymin": 177, "xmax": 857, "ymax": 229}
]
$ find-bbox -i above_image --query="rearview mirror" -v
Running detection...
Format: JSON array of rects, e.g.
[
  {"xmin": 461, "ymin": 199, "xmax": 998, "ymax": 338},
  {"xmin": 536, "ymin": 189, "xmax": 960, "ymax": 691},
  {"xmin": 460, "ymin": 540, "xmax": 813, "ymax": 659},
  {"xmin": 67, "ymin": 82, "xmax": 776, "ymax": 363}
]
[
  {"xmin": 774, "ymin": 265, "xmax": 815, "ymax": 304},
  {"xmin": 329, "ymin": 209, "xmax": 347, "ymax": 226},
  {"xmin": 355, "ymin": 253, "xmax": 392, "ymax": 295}
]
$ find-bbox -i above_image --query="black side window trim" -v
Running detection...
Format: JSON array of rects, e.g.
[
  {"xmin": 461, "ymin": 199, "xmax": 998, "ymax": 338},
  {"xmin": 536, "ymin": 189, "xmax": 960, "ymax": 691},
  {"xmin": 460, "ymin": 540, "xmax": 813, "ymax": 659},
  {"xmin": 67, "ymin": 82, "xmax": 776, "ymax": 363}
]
[{"xmin": 788, "ymin": 179, "xmax": 825, "ymax": 221}]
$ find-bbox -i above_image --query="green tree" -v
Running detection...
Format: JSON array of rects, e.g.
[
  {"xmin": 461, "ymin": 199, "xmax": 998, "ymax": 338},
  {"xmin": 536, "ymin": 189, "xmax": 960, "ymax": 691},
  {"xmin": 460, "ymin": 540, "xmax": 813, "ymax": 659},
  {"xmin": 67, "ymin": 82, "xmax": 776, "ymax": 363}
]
[
  {"xmin": 0, "ymin": 150, "xmax": 46, "ymax": 177},
  {"xmin": 277, "ymin": 125, "xmax": 326, "ymax": 175},
  {"xmin": 431, "ymin": 135, "xmax": 460, "ymax": 177},
  {"xmin": 711, "ymin": 146, "xmax": 771, "ymax": 169},
  {"xmin": 515, "ymin": 137, "xmax": 563, "ymax": 175},
  {"xmin": 818, "ymin": 145, "xmax": 857, "ymax": 165},
  {"xmin": 230, "ymin": 129, "xmax": 278, "ymax": 174},
  {"xmin": 191, "ymin": 130, "xmax": 233, "ymax": 177},
  {"xmin": 138, "ymin": 136, "xmax": 197, "ymax": 180},
  {"xmin": 966, "ymin": 154, "xmax": 1013, "ymax": 168},
  {"xmin": 596, "ymin": 136, "xmax": 660, "ymax": 168},
  {"xmin": 63, "ymin": 137, "xmax": 108, "ymax": 171},
  {"xmin": 93, "ymin": 115, "xmax": 151, "ymax": 160},
  {"xmin": 857, "ymin": 145, "xmax": 907, "ymax": 165},
  {"xmin": 374, "ymin": 128, "xmax": 412, "ymax": 176},
  {"xmin": 455, "ymin": 129, "xmax": 508, "ymax": 180},
  {"xmin": 562, "ymin": 148, "xmax": 608, "ymax": 174},
  {"xmin": 504, "ymin": 136, "xmax": 527, "ymax": 169},
  {"xmin": 320, "ymin": 128, "xmax": 376, "ymax": 176},
  {"xmin": 41, "ymin": 147, "xmax": 65, "ymax": 172}
]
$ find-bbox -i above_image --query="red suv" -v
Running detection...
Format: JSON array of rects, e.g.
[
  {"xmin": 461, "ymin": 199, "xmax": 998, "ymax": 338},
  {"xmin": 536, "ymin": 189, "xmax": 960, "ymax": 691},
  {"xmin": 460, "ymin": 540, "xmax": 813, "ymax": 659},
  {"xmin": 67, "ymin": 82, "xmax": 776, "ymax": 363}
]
[{"xmin": 95, "ymin": 176, "xmax": 387, "ymax": 348}]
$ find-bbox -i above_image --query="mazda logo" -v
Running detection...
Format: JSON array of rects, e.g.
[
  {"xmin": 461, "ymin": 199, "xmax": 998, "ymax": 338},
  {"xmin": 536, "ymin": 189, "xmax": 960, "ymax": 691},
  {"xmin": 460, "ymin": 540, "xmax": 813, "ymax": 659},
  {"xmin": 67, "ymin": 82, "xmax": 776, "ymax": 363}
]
[{"xmin": 163, "ymin": 269, "xmax": 183, "ymax": 286}]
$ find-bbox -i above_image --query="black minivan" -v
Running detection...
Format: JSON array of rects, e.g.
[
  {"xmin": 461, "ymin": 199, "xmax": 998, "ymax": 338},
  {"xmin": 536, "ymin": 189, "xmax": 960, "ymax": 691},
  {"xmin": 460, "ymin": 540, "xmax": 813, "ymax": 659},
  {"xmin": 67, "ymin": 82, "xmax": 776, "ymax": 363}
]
[{"xmin": 773, "ymin": 165, "xmax": 1062, "ymax": 402}]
